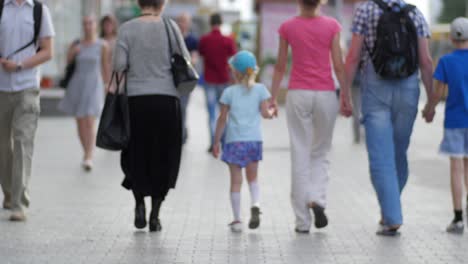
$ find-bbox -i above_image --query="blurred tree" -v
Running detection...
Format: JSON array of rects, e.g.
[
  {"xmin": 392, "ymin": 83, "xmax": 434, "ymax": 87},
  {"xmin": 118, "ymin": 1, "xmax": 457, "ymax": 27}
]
[{"xmin": 439, "ymin": 0, "xmax": 467, "ymax": 23}]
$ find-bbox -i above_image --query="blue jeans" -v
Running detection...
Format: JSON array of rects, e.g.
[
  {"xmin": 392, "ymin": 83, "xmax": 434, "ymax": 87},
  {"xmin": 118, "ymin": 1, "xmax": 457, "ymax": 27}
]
[
  {"xmin": 204, "ymin": 83, "xmax": 228, "ymax": 145},
  {"xmin": 361, "ymin": 64, "xmax": 420, "ymax": 226}
]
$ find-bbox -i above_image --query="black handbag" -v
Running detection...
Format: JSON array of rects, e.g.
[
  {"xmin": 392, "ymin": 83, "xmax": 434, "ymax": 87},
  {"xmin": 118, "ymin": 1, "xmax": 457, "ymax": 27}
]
[
  {"xmin": 59, "ymin": 40, "xmax": 80, "ymax": 89},
  {"xmin": 163, "ymin": 18, "xmax": 199, "ymax": 96},
  {"xmin": 59, "ymin": 60, "xmax": 76, "ymax": 89},
  {"xmin": 96, "ymin": 72, "xmax": 131, "ymax": 151}
]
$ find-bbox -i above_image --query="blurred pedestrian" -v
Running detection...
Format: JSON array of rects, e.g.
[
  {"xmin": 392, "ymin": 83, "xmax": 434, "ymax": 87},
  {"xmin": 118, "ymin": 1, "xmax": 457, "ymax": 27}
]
[
  {"xmin": 58, "ymin": 15, "xmax": 111, "ymax": 171},
  {"xmin": 114, "ymin": 0, "xmax": 190, "ymax": 232},
  {"xmin": 0, "ymin": 0, "xmax": 55, "ymax": 221},
  {"xmin": 423, "ymin": 17, "xmax": 468, "ymax": 234},
  {"xmin": 345, "ymin": 0, "xmax": 433, "ymax": 236},
  {"xmin": 176, "ymin": 12, "xmax": 199, "ymax": 144},
  {"xmin": 270, "ymin": 0, "xmax": 351, "ymax": 234},
  {"xmin": 199, "ymin": 13, "xmax": 237, "ymax": 152},
  {"xmin": 100, "ymin": 14, "xmax": 118, "ymax": 72},
  {"xmin": 212, "ymin": 51, "xmax": 274, "ymax": 233}
]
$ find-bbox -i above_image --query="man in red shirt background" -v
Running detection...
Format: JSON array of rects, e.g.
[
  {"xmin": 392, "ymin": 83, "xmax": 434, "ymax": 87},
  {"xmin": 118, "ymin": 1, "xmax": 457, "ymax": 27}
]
[{"xmin": 199, "ymin": 13, "xmax": 237, "ymax": 152}]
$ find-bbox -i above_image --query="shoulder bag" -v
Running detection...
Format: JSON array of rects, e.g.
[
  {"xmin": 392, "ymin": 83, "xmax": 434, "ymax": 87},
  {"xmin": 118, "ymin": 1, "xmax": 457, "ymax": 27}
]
[
  {"xmin": 96, "ymin": 71, "xmax": 131, "ymax": 151},
  {"xmin": 163, "ymin": 18, "xmax": 199, "ymax": 96}
]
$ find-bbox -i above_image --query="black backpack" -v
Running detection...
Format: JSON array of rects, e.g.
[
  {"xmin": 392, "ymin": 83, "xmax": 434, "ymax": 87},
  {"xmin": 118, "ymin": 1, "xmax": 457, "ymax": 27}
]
[
  {"xmin": 0, "ymin": 0, "xmax": 43, "ymax": 59},
  {"xmin": 367, "ymin": 0, "xmax": 419, "ymax": 79}
]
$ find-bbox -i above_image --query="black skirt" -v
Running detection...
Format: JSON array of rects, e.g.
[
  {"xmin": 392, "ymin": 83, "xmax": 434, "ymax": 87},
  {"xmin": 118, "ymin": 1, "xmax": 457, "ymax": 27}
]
[{"xmin": 120, "ymin": 95, "xmax": 182, "ymax": 199}]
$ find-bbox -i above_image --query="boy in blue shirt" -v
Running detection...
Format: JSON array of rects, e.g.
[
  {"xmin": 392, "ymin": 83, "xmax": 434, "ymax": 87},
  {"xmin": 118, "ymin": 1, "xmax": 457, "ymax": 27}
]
[{"xmin": 424, "ymin": 17, "xmax": 468, "ymax": 234}]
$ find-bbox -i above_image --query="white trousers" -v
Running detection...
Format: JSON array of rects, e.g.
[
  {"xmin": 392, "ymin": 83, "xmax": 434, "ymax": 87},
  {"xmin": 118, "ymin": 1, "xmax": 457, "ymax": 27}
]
[{"xmin": 286, "ymin": 90, "xmax": 338, "ymax": 231}]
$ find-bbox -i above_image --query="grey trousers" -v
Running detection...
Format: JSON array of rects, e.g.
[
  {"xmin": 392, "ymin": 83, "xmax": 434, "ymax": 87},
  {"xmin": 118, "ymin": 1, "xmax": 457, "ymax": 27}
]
[{"xmin": 0, "ymin": 89, "xmax": 40, "ymax": 212}]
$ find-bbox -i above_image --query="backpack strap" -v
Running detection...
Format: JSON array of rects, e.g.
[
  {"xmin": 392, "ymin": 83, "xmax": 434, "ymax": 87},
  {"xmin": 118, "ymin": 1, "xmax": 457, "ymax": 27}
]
[
  {"xmin": 401, "ymin": 4, "xmax": 416, "ymax": 15},
  {"xmin": 372, "ymin": 0, "xmax": 392, "ymax": 12},
  {"xmin": 33, "ymin": 0, "xmax": 42, "ymax": 45},
  {"xmin": 0, "ymin": 0, "xmax": 4, "ymax": 23},
  {"xmin": 4, "ymin": 1, "xmax": 42, "ymax": 59}
]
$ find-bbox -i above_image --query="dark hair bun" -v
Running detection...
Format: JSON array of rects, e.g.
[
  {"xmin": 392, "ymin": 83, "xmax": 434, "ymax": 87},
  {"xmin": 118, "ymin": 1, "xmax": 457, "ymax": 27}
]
[
  {"xmin": 302, "ymin": 0, "xmax": 320, "ymax": 8},
  {"xmin": 138, "ymin": 0, "xmax": 165, "ymax": 9}
]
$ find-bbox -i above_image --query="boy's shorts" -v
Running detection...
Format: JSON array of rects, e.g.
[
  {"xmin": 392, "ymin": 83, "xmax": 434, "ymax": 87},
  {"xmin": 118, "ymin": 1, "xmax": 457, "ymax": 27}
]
[
  {"xmin": 222, "ymin": 141, "xmax": 263, "ymax": 168},
  {"xmin": 440, "ymin": 128, "xmax": 468, "ymax": 158}
]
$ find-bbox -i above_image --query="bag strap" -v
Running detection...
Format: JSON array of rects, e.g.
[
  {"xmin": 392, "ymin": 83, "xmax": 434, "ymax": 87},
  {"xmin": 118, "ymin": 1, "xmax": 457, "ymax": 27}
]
[
  {"xmin": 372, "ymin": 0, "xmax": 391, "ymax": 12},
  {"xmin": 33, "ymin": 0, "xmax": 42, "ymax": 46},
  {"xmin": 402, "ymin": 4, "xmax": 416, "ymax": 16},
  {"xmin": 5, "ymin": 1, "xmax": 42, "ymax": 59},
  {"xmin": 116, "ymin": 71, "xmax": 128, "ymax": 94},
  {"xmin": 163, "ymin": 18, "xmax": 184, "ymax": 55},
  {"xmin": 163, "ymin": 18, "xmax": 174, "ymax": 55},
  {"xmin": 0, "ymin": 0, "xmax": 4, "ymax": 23}
]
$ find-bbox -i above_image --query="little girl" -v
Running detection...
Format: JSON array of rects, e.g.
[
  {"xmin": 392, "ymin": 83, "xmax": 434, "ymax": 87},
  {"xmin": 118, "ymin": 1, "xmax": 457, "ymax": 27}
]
[{"xmin": 212, "ymin": 51, "xmax": 274, "ymax": 233}]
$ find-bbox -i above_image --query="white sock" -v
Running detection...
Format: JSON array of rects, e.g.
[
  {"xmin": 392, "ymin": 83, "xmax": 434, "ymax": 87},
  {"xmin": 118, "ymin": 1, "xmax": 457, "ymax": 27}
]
[
  {"xmin": 249, "ymin": 181, "xmax": 260, "ymax": 208},
  {"xmin": 230, "ymin": 192, "xmax": 241, "ymax": 221}
]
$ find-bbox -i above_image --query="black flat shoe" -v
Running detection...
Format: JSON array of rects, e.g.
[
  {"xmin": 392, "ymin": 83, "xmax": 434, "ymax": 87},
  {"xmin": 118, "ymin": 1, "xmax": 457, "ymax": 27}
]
[
  {"xmin": 311, "ymin": 205, "xmax": 328, "ymax": 229},
  {"xmin": 149, "ymin": 211, "xmax": 162, "ymax": 232},
  {"xmin": 248, "ymin": 206, "xmax": 261, "ymax": 229},
  {"xmin": 134, "ymin": 203, "xmax": 147, "ymax": 229},
  {"xmin": 295, "ymin": 228, "xmax": 310, "ymax": 234},
  {"xmin": 376, "ymin": 226, "xmax": 400, "ymax": 236}
]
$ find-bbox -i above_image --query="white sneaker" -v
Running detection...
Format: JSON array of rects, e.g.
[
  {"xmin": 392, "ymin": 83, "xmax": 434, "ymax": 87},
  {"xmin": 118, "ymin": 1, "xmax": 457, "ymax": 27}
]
[
  {"xmin": 229, "ymin": 221, "xmax": 242, "ymax": 233},
  {"xmin": 82, "ymin": 160, "xmax": 93, "ymax": 172},
  {"xmin": 446, "ymin": 221, "xmax": 464, "ymax": 234}
]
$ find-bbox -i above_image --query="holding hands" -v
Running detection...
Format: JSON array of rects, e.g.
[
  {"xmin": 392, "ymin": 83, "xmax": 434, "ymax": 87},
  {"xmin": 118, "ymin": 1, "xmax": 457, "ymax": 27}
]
[
  {"xmin": 422, "ymin": 103, "xmax": 436, "ymax": 123},
  {"xmin": 212, "ymin": 142, "xmax": 221, "ymax": 159},
  {"xmin": 339, "ymin": 90, "xmax": 353, "ymax": 118}
]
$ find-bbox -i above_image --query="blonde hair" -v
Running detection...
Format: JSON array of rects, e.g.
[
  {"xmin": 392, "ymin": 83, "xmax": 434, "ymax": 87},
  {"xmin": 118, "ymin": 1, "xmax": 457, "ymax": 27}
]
[{"xmin": 235, "ymin": 67, "xmax": 258, "ymax": 89}]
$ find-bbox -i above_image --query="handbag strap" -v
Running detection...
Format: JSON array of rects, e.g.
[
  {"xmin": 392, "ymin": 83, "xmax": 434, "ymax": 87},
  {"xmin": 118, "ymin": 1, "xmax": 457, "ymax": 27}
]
[
  {"xmin": 163, "ymin": 18, "xmax": 174, "ymax": 55},
  {"xmin": 163, "ymin": 18, "xmax": 183, "ymax": 55},
  {"xmin": 108, "ymin": 71, "xmax": 127, "ymax": 94}
]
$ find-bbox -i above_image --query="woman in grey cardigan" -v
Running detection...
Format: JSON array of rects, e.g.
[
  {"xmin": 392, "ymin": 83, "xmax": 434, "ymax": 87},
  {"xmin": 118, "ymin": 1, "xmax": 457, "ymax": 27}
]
[{"xmin": 113, "ymin": 0, "xmax": 190, "ymax": 232}]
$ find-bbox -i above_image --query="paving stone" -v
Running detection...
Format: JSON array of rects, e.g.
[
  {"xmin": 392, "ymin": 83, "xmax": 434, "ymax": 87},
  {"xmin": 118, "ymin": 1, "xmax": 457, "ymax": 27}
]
[{"xmin": 1, "ymin": 90, "xmax": 467, "ymax": 263}]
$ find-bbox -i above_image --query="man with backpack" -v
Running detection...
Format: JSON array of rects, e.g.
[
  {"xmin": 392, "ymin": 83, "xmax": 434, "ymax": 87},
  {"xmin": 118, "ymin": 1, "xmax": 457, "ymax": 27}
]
[
  {"xmin": 344, "ymin": 0, "xmax": 434, "ymax": 236},
  {"xmin": 0, "ymin": 0, "xmax": 55, "ymax": 221}
]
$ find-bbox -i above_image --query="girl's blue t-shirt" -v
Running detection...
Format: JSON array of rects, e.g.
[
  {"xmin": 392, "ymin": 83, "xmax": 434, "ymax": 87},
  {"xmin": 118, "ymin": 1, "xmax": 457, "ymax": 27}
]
[
  {"xmin": 433, "ymin": 49, "xmax": 468, "ymax": 129},
  {"xmin": 220, "ymin": 83, "xmax": 271, "ymax": 143}
]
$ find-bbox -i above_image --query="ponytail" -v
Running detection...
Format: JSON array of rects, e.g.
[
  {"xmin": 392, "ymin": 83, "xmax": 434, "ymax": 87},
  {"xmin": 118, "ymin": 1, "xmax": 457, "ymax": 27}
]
[{"xmin": 239, "ymin": 68, "xmax": 257, "ymax": 90}]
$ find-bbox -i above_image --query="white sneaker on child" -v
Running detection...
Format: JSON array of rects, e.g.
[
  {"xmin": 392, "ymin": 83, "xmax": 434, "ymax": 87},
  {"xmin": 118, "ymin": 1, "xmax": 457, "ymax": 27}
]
[{"xmin": 229, "ymin": 221, "xmax": 243, "ymax": 233}]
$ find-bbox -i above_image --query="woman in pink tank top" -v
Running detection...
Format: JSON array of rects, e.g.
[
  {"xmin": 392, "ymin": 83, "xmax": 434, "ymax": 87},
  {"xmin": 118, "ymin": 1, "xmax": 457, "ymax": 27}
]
[{"xmin": 270, "ymin": 0, "xmax": 352, "ymax": 233}]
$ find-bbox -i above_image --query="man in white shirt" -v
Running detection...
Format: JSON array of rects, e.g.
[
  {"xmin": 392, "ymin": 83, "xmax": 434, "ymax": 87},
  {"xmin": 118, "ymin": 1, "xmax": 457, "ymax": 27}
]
[{"xmin": 0, "ymin": 0, "xmax": 55, "ymax": 221}]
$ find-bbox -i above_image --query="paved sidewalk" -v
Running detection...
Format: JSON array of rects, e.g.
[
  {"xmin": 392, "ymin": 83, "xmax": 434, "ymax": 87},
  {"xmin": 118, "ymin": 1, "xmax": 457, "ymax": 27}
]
[{"xmin": 1, "ymin": 88, "xmax": 467, "ymax": 264}]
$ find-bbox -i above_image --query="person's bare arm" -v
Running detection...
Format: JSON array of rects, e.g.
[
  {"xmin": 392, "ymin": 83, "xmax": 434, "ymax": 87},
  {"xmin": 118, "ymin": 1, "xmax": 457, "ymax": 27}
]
[
  {"xmin": 212, "ymin": 104, "xmax": 229, "ymax": 158},
  {"xmin": 22, "ymin": 37, "xmax": 54, "ymax": 69},
  {"xmin": 345, "ymin": 34, "xmax": 364, "ymax": 92},
  {"xmin": 66, "ymin": 41, "xmax": 80, "ymax": 65},
  {"xmin": 423, "ymin": 80, "xmax": 445, "ymax": 123},
  {"xmin": 418, "ymin": 37, "xmax": 434, "ymax": 99},
  {"xmin": 331, "ymin": 32, "xmax": 352, "ymax": 117},
  {"xmin": 1, "ymin": 37, "xmax": 54, "ymax": 72},
  {"xmin": 332, "ymin": 33, "xmax": 346, "ymax": 93},
  {"xmin": 270, "ymin": 37, "xmax": 289, "ymax": 116},
  {"xmin": 101, "ymin": 41, "xmax": 111, "ymax": 84}
]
